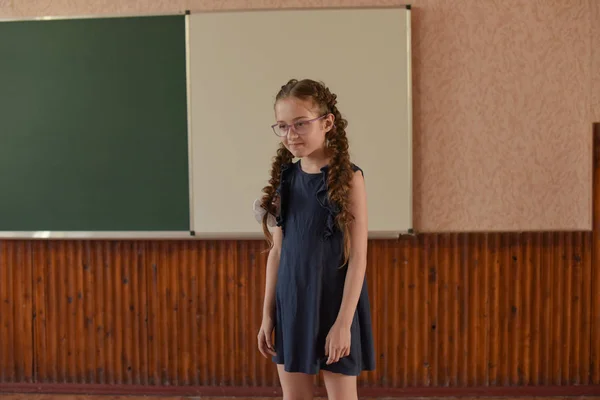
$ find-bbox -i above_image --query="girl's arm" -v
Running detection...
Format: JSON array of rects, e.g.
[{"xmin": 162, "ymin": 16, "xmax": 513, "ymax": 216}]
[
  {"xmin": 262, "ymin": 227, "xmax": 283, "ymax": 320},
  {"xmin": 336, "ymin": 170, "xmax": 369, "ymax": 328},
  {"xmin": 258, "ymin": 227, "xmax": 282, "ymax": 358}
]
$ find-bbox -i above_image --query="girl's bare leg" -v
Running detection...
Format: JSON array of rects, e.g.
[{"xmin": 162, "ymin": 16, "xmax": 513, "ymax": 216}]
[
  {"xmin": 276, "ymin": 364, "xmax": 314, "ymax": 400},
  {"xmin": 322, "ymin": 370, "xmax": 358, "ymax": 400}
]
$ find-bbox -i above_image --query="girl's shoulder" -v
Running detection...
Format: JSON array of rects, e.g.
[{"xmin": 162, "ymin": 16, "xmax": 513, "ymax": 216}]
[{"xmin": 351, "ymin": 163, "xmax": 364, "ymax": 177}]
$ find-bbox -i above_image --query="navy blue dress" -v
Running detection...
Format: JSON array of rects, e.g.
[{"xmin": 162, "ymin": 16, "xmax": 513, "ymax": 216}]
[{"xmin": 272, "ymin": 160, "xmax": 376, "ymax": 376}]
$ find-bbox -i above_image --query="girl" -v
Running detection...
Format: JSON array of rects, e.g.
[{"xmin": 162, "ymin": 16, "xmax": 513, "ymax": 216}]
[{"xmin": 256, "ymin": 79, "xmax": 375, "ymax": 400}]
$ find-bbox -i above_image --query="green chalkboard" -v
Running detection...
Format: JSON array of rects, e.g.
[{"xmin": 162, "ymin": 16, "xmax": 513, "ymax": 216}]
[{"xmin": 0, "ymin": 15, "xmax": 190, "ymax": 232}]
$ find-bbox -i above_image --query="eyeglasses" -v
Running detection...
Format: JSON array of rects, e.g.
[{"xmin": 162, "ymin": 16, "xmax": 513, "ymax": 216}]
[{"xmin": 271, "ymin": 114, "xmax": 328, "ymax": 137}]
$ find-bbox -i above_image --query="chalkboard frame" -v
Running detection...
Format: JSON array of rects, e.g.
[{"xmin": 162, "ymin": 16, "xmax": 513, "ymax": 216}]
[{"xmin": 0, "ymin": 11, "xmax": 195, "ymax": 239}]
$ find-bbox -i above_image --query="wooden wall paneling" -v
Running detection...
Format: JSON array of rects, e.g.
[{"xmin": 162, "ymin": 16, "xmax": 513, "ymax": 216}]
[{"xmin": 0, "ymin": 240, "xmax": 33, "ymax": 383}]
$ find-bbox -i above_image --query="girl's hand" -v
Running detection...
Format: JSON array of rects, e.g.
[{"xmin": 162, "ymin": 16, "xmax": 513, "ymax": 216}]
[
  {"xmin": 257, "ymin": 316, "xmax": 276, "ymax": 358},
  {"xmin": 325, "ymin": 321, "xmax": 351, "ymax": 364}
]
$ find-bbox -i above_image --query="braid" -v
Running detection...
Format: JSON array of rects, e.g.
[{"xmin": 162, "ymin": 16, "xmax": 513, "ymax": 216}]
[
  {"xmin": 319, "ymin": 87, "xmax": 355, "ymax": 267},
  {"xmin": 260, "ymin": 144, "xmax": 293, "ymax": 248}
]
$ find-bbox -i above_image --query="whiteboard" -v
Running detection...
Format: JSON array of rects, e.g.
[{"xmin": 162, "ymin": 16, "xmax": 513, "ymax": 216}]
[{"xmin": 187, "ymin": 7, "xmax": 412, "ymax": 238}]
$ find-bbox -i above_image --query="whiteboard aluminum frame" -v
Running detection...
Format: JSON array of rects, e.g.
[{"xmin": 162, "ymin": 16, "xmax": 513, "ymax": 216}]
[
  {"xmin": 405, "ymin": 6, "xmax": 414, "ymax": 235},
  {"xmin": 0, "ymin": 230, "xmax": 405, "ymax": 240},
  {"xmin": 186, "ymin": 6, "xmax": 413, "ymax": 239}
]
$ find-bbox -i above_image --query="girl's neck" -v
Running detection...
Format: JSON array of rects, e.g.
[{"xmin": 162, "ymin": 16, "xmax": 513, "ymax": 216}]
[{"xmin": 299, "ymin": 154, "xmax": 329, "ymax": 174}]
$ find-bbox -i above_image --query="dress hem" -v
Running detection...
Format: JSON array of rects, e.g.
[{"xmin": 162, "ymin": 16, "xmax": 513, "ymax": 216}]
[{"xmin": 273, "ymin": 361, "xmax": 375, "ymax": 377}]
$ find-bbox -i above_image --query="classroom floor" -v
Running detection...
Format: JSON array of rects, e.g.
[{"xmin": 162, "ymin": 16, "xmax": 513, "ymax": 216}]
[{"xmin": 1, "ymin": 396, "xmax": 599, "ymax": 400}]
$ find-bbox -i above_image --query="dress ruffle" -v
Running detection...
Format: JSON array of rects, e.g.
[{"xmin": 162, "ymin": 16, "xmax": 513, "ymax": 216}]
[
  {"xmin": 275, "ymin": 163, "xmax": 293, "ymax": 235},
  {"xmin": 277, "ymin": 162, "xmax": 343, "ymax": 240},
  {"xmin": 315, "ymin": 165, "xmax": 339, "ymax": 240}
]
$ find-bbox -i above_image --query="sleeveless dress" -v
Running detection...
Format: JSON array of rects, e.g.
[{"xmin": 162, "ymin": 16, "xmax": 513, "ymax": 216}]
[{"xmin": 272, "ymin": 160, "xmax": 376, "ymax": 376}]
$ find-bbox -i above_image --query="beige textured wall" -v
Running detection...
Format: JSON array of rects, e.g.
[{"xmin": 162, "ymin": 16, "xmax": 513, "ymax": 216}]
[{"xmin": 1, "ymin": 0, "xmax": 597, "ymax": 232}]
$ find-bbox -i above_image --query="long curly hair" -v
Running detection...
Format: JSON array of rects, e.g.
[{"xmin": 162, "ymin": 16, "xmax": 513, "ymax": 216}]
[{"xmin": 260, "ymin": 78, "xmax": 355, "ymax": 265}]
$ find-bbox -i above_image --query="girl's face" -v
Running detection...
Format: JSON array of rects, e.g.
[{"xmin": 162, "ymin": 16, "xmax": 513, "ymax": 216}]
[{"xmin": 274, "ymin": 97, "xmax": 334, "ymax": 159}]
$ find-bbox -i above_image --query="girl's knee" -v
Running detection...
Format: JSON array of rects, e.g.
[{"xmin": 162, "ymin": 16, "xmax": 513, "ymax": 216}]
[
  {"xmin": 282, "ymin": 393, "xmax": 313, "ymax": 400},
  {"xmin": 277, "ymin": 365, "xmax": 314, "ymax": 400},
  {"xmin": 321, "ymin": 370, "xmax": 358, "ymax": 400},
  {"xmin": 281, "ymin": 385, "xmax": 313, "ymax": 400}
]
